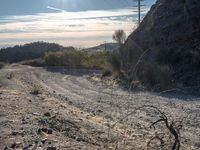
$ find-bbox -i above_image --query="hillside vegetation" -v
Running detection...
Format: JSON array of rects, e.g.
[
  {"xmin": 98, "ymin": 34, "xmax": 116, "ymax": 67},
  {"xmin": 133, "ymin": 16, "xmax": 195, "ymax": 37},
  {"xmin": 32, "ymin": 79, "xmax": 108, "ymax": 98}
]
[
  {"xmin": 0, "ymin": 41, "xmax": 112, "ymax": 70},
  {"xmin": 112, "ymin": 0, "xmax": 200, "ymax": 91}
]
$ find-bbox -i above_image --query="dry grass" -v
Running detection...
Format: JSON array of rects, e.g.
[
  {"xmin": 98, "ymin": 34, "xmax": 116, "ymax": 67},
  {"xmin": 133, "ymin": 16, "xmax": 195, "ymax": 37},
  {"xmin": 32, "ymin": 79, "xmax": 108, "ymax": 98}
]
[
  {"xmin": 30, "ymin": 85, "xmax": 42, "ymax": 95},
  {"xmin": 0, "ymin": 78, "xmax": 3, "ymax": 86}
]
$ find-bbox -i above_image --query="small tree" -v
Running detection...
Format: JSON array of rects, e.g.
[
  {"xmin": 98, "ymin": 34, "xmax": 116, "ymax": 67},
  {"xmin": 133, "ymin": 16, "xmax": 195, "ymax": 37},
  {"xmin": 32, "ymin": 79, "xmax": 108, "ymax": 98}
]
[{"xmin": 112, "ymin": 29, "xmax": 126, "ymax": 45}]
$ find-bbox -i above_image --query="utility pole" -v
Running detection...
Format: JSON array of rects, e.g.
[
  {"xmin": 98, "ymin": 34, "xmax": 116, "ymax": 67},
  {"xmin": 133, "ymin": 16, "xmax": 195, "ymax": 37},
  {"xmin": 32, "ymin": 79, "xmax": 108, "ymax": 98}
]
[
  {"xmin": 138, "ymin": 0, "xmax": 141, "ymax": 25},
  {"xmin": 133, "ymin": 0, "xmax": 142, "ymax": 25}
]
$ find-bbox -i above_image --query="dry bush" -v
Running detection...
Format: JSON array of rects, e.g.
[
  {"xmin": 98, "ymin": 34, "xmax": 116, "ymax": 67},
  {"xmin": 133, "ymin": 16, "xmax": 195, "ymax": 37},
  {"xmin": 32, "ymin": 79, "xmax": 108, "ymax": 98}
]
[
  {"xmin": 147, "ymin": 106, "xmax": 182, "ymax": 150},
  {"xmin": 112, "ymin": 29, "xmax": 126, "ymax": 45},
  {"xmin": 85, "ymin": 51, "xmax": 110, "ymax": 69},
  {"xmin": 101, "ymin": 69, "xmax": 112, "ymax": 78},
  {"xmin": 0, "ymin": 78, "xmax": 3, "ymax": 86},
  {"xmin": 137, "ymin": 62, "xmax": 174, "ymax": 91},
  {"xmin": 31, "ymin": 85, "xmax": 42, "ymax": 95},
  {"xmin": 0, "ymin": 62, "xmax": 5, "ymax": 69},
  {"xmin": 44, "ymin": 50, "xmax": 109, "ymax": 69},
  {"xmin": 108, "ymin": 51, "xmax": 121, "ymax": 72}
]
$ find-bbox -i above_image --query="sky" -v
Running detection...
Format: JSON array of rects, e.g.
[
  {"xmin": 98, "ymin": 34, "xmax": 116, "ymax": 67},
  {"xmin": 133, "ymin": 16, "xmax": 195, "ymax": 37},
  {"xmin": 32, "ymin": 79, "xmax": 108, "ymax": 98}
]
[{"xmin": 0, "ymin": 0, "xmax": 156, "ymax": 48}]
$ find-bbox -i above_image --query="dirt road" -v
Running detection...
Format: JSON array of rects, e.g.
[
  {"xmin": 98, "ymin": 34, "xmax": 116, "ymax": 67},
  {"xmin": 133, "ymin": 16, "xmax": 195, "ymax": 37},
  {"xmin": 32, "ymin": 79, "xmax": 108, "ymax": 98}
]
[{"xmin": 0, "ymin": 64, "xmax": 199, "ymax": 149}]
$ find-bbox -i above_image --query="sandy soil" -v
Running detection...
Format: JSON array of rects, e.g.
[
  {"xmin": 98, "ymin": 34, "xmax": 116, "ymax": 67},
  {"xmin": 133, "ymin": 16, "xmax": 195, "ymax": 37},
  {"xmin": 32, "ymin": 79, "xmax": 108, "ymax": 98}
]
[{"xmin": 0, "ymin": 64, "xmax": 199, "ymax": 150}]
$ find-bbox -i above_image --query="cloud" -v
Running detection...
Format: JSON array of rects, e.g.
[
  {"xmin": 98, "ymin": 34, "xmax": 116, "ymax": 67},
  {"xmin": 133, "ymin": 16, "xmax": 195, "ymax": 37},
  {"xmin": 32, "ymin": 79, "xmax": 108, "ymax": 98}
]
[
  {"xmin": 0, "ymin": 7, "xmax": 151, "ymax": 47},
  {"xmin": 66, "ymin": 24, "xmax": 85, "ymax": 28}
]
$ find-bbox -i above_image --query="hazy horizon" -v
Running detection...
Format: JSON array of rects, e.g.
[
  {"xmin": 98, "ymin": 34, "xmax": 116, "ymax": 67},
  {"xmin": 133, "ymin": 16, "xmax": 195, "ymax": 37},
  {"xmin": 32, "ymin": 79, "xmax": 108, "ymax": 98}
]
[{"xmin": 0, "ymin": 0, "xmax": 156, "ymax": 48}]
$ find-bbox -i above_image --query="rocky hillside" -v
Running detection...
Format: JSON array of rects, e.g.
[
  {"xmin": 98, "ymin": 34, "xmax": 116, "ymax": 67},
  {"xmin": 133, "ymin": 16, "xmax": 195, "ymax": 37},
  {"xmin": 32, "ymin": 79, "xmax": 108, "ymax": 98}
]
[{"xmin": 121, "ymin": 0, "xmax": 200, "ymax": 88}]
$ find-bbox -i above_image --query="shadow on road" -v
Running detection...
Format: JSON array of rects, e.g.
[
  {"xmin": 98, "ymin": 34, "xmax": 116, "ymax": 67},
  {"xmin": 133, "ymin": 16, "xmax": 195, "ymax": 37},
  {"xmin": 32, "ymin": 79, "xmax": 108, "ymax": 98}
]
[
  {"xmin": 43, "ymin": 66, "xmax": 200, "ymax": 101},
  {"xmin": 157, "ymin": 91, "xmax": 200, "ymax": 101},
  {"xmin": 43, "ymin": 66, "xmax": 101, "ymax": 77}
]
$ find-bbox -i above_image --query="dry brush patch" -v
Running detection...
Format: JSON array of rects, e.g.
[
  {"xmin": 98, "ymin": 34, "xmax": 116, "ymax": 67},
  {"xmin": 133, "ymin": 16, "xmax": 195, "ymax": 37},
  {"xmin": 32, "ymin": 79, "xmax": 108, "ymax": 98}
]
[
  {"xmin": 30, "ymin": 85, "xmax": 42, "ymax": 95},
  {"xmin": 0, "ymin": 62, "xmax": 5, "ymax": 69},
  {"xmin": 0, "ymin": 78, "xmax": 3, "ymax": 87}
]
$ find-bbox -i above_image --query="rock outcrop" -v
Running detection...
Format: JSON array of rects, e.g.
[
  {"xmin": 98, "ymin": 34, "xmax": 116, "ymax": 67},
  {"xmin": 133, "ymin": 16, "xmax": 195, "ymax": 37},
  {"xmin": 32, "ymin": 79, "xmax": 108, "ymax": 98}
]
[{"xmin": 122, "ymin": 0, "xmax": 200, "ymax": 87}]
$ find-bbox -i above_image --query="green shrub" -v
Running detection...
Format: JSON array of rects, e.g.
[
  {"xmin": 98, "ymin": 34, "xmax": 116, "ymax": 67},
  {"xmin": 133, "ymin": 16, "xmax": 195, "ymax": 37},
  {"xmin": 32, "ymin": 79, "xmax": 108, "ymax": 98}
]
[{"xmin": 31, "ymin": 85, "xmax": 42, "ymax": 95}]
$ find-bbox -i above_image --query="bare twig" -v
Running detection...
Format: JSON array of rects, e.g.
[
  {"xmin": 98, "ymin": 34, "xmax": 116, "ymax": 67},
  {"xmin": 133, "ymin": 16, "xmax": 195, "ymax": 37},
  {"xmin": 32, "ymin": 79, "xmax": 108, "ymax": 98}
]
[
  {"xmin": 111, "ymin": 105, "xmax": 181, "ymax": 150},
  {"xmin": 148, "ymin": 107, "xmax": 181, "ymax": 150}
]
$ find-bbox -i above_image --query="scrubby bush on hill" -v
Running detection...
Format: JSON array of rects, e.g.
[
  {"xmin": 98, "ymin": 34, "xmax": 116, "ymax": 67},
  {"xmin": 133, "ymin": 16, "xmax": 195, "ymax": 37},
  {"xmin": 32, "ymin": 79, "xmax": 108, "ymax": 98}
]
[
  {"xmin": 137, "ymin": 62, "xmax": 174, "ymax": 90},
  {"xmin": 108, "ymin": 46, "xmax": 175, "ymax": 91},
  {"xmin": 44, "ymin": 50, "xmax": 110, "ymax": 69},
  {"xmin": 0, "ymin": 62, "xmax": 5, "ymax": 69},
  {"xmin": 31, "ymin": 85, "xmax": 42, "ymax": 95},
  {"xmin": 108, "ymin": 51, "xmax": 121, "ymax": 73},
  {"xmin": 20, "ymin": 59, "xmax": 45, "ymax": 67}
]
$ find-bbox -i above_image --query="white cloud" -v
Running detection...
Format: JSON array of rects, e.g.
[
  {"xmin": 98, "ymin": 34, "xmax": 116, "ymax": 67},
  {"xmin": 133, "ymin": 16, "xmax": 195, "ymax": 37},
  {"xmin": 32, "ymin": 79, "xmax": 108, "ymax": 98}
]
[{"xmin": 0, "ymin": 7, "xmax": 149, "ymax": 47}]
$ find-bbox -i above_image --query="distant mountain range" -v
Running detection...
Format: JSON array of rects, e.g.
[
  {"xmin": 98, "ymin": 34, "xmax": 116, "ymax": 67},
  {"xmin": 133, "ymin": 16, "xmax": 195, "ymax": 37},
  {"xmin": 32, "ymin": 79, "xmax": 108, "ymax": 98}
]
[{"xmin": 83, "ymin": 43, "xmax": 119, "ymax": 52}]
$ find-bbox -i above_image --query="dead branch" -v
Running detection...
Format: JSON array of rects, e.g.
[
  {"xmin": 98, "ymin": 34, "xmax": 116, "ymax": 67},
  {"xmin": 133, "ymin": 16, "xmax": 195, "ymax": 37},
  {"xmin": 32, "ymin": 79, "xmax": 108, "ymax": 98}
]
[
  {"xmin": 112, "ymin": 105, "xmax": 181, "ymax": 150},
  {"xmin": 148, "ymin": 106, "xmax": 181, "ymax": 150}
]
